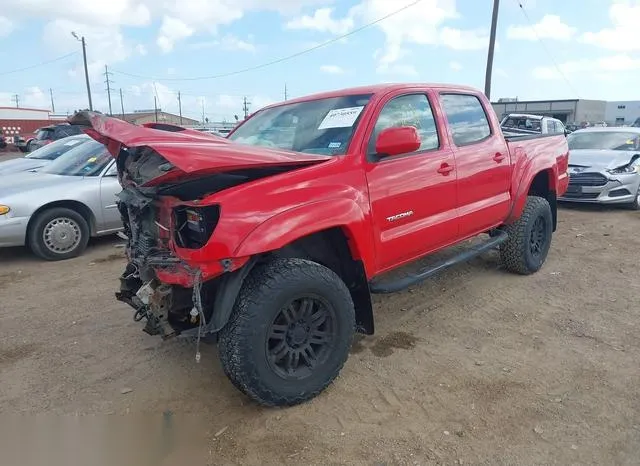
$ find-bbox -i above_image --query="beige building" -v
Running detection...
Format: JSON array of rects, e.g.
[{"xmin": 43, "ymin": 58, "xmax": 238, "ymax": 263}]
[{"xmin": 121, "ymin": 110, "xmax": 200, "ymax": 126}]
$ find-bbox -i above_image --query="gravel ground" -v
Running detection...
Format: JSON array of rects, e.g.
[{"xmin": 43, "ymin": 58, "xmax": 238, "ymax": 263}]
[{"xmin": 0, "ymin": 206, "xmax": 639, "ymax": 465}]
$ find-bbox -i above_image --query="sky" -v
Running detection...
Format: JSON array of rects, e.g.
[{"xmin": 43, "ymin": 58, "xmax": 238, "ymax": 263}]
[{"xmin": 0, "ymin": 0, "xmax": 638, "ymax": 122}]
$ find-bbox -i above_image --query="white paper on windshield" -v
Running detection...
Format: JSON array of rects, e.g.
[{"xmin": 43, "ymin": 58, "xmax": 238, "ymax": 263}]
[
  {"xmin": 318, "ymin": 106, "xmax": 364, "ymax": 130},
  {"xmin": 63, "ymin": 140, "xmax": 82, "ymax": 146}
]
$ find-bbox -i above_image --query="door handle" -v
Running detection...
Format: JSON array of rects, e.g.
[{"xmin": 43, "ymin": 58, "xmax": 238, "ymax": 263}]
[
  {"xmin": 493, "ymin": 152, "xmax": 506, "ymax": 162},
  {"xmin": 437, "ymin": 163, "xmax": 454, "ymax": 175}
]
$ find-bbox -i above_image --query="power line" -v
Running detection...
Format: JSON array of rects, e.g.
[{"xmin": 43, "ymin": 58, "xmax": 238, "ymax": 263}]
[
  {"xmin": 513, "ymin": 0, "xmax": 580, "ymax": 97},
  {"xmin": 111, "ymin": 0, "xmax": 424, "ymax": 82},
  {"xmin": 0, "ymin": 52, "xmax": 78, "ymax": 77}
]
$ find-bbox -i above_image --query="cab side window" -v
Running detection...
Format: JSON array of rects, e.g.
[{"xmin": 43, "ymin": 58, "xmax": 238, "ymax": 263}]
[
  {"xmin": 441, "ymin": 94, "xmax": 491, "ymax": 146},
  {"xmin": 368, "ymin": 94, "xmax": 439, "ymax": 155}
]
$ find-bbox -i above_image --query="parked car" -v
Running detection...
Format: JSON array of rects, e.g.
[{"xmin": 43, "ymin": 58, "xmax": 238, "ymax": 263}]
[
  {"xmin": 500, "ymin": 113, "xmax": 567, "ymax": 137},
  {"xmin": 0, "ymin": 138, "xmax": 123, "ymax": 259},
  {"xmin": 0, "ymin": 134, "xmax": 90, "ymax": 175},
  {"xmin": 70, "ymin": 83, "xmax": 569, "ymax": 407},
  {"xmin": 17, "ymin": 123, "xmax": 85, "ymax": 152},
  {"xmin": 560, "ymin": 127, "xmax": 640, "ymax": 209}
]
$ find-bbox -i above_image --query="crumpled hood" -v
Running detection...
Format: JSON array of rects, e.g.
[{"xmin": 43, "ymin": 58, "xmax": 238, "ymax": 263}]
[
  {"xmin": 569, "ymin": 149, "xmax": 639, "ymax": 171},
  {"xmin": 0, "ymin": 171, "xmax": 85, "ymax": 199},
  {"xmin": 68, "ymin": 111, "xmax": 332, "ymax": 186},
  {"xmin": 0, "ymin": 157, "xmax": 51, "ymax": 175}
]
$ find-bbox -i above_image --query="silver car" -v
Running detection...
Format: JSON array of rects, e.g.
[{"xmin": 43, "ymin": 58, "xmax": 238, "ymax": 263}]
[
  {"xmin": 560, "ymin": 127, "xmax": 640, "ymax": 209},
  {"xmin": 0, "ymin": 138, "xmax": 122, "ymax": 260},
  {"xmin": 0, "ymin": 134, "xmax": 90, "ymax": 175}
]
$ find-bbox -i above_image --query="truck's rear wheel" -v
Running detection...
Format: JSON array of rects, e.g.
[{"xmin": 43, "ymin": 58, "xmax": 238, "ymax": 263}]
[
  {"xmin": 218, "ymin": 258, "xmax": 355, "ymax": 406},
  {"xmin": 500, "ymin": 195, "xmax": 553, "ymax": 275}
]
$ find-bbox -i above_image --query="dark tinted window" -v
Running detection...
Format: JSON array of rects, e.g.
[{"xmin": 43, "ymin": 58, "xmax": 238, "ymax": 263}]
[
  {"xmin": 441, "ymin": 94, "xmax": 491, "ymax": 145},
  {"xmin": 369, "ymin": 94, "xmax": 439, "ymax": 154}
]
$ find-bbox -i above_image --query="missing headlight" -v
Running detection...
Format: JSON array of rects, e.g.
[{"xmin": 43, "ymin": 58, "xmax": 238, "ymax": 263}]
[{"xmin": 174, "ymin": 205, "xmax": 220, "ymax": 249}]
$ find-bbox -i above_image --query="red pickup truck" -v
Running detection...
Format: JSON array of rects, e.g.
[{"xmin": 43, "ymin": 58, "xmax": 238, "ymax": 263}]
[{"xmin": 71, "ymin": 83, "xmax": 569, "ymax": 407}]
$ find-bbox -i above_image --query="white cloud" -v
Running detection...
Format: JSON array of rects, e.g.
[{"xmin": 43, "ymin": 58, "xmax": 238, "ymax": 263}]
[
  {"xmin": 533, "ymin": 54, "xmax": 640, "ymax": 80},
  {"xmin": 136, "ymin": 44, "xmax": 147, "ymax": 55},
  {"xmin": 2, "ymin": 0, "xmax": 150, "ymax": 27},
  {"xmin": 439, "ymin": 27, "xmax": 488, "ymax": 50},
  {"xmin": 449, "ymin": 61, "xmax": 463, "ymax": 71},
  {"xmin": 43, "ymin": 19, "xmax": 131, "ymax": 80},
  {"xmin": 581, "ymin": 2, "xmax": 640, "ymax": 51},
  {"xmin": 157, "ymin": 16, "xmax": 194, "ymax": 53},
  {"xmin": 188, "ymin": 34, "xmax": 256, "ymax": 52},
  {"xmin": 376, "ymin": 63, "xmax": 418, "ymax": 77},
  {"xmin": 219, "ymin": 34, "xmax": 256, "ymax": 52},
  {"xmin": 0, "ymin": 16, "xmax": 15, "ymax": 37},
  {"xmin": 320, "ymin": 64, "xmax": 345, "ymax": 74},
  {"xmin": 286, "ymin": 8, "xmax": 354, "ymax": 34},
  {"xmin": 507, "ymin": 14, "xmax": 576, "ymax": 41}
]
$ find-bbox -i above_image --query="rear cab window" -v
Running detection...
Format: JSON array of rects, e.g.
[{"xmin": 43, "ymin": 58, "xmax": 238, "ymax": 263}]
[{"xmin": 440, "ymin": 94, "xmax": 492, "ymax": 146}]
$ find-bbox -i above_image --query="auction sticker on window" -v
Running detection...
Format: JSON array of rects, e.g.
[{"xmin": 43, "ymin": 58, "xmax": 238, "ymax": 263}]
[{"xmin": 318, "ymin": 106, "xmax": 364, "ymax": 129}]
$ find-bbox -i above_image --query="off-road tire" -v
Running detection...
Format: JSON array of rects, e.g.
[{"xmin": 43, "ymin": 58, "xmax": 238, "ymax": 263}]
[
  {"xmin": 218, "ymin": 258, "xmax": 355, "ymax": 406},
  {"xmin": 26, "ymin": 140, "xmax": 35, "ymax": 153},
  {"xmin": 500, "ymin": 195, "xmax": 553, "ymax": 275},
  {"xmin": 28, "ymin": 207, "xmax": 90, "ymax": 261}
]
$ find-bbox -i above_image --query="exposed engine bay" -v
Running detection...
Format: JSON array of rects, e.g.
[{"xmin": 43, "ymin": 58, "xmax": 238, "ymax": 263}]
[{"xmin": 112, "ymin": 145, "xmax": 311, "ymax": 341}]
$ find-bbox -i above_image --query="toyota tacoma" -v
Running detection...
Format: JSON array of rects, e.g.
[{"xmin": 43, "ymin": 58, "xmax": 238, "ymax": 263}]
[{"xmin": 70, "ymin": 83, "xmax": 569, "ymax": 406}]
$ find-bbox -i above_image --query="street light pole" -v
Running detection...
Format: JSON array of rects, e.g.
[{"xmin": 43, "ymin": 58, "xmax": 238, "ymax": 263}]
[
  {"xmin": 72, "ymin": 32, "xmax": 93, "ymax": 111},
  {"xmin": 484, "ymin": 0, "xmax": 500, "ymax": 100}
]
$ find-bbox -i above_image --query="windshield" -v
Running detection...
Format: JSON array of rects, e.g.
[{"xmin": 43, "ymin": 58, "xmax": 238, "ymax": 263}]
[
  {"xmin": 25, "ymin": 135, "xmax": 89, "ymax": 160},
  {"xmin": 228, "ymin": 94, "xmax": 372, "ymax": 155},
  {"xmin": 40, "ymin": 139, "xmax": 111, "ymax": 176},
  {"xmin": 567, "ymin": 131, "xmax": 640, "ymax": 151}
]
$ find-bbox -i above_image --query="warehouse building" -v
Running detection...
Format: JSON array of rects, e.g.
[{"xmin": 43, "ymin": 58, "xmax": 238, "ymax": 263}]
[
  {"xmin": 604, "ymin": 101, "xmax": 640, "ymax": 126},
  {"xmin": 120, "ymin": 109, "xmax": 200, "ymax": 126},
  {"xmin": 491, "ymin": 99, "xmax": 607, "ymax": 125}
]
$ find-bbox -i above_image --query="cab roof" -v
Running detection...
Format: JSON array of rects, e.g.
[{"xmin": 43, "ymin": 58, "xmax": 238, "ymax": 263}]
[{"xmin": 261, "ymin": 83, "xmax": 482, "ymax": 110}]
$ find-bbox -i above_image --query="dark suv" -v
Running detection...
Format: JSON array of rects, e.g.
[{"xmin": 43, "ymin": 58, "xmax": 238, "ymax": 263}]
[{"xmin": 20, "ymin": 124, "xmax": 84, "ymax": 152}]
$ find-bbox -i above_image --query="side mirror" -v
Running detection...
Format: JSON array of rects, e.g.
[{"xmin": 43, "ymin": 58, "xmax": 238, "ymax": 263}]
[{"xmin": 375, "ymin": 126, "xmax": 421, "ymax": 157}]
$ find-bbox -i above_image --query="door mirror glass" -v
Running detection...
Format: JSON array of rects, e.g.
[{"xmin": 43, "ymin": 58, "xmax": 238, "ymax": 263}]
[{"xmin": 375, "ymin": 126, "xmax": 421, "ymax": 157}]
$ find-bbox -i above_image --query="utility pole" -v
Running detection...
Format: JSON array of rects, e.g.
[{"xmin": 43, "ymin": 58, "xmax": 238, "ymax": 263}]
[
  {"xmin": 284, "ymin": 83, "xmax": 288, "ymax": 101},
  {"xmin": 484, "ymin": 0, "xmax": 500, "ymax": 100},
  {"xmin": 72, "ymin": 32, "xmax": 93, "ymax": 110},
  {"xmin": 154, "ymin": 95, "xmax": 158, "ymax": 123},
  {"xmin": 104, "ymin": 65, "xmax": 114, "ymax": 115},
  {"xmin": 177, "ymin": 91, "xmax": 183, "ymax": 125},
  {"xmin": 242, "ymin": 96, "xmax": 251, "ymax": 119},
  {"xmin": 49, "ymin": 88, "xmax": 55, "ymax": 112},
  {"xmin": 119, "ymin": 88, "xmax": 125, "ymax": 119},
  {"xmin": 201, "ymin": 99, "xmax": 205, "ymax": 125},
  {"xmin": 11, "ymin": 94, "xmax": 19, "ymax": 108}
]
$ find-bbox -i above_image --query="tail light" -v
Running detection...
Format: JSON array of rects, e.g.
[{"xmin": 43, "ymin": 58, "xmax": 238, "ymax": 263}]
[{"xmin": 174, "ymin": 205, "xmax": 220, "ymax": 249}]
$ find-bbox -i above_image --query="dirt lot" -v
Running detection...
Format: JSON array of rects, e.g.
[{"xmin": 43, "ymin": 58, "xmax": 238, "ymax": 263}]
[{"xmin": 1, "ymin": 206, "xmax": 639, "ymax": 465}]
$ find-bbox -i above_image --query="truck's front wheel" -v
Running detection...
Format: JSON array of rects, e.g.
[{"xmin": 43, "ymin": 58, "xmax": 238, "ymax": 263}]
[
  {"xmin": 500, "ymin": 195, "xmax": 553, "ymax": 275},
  {"xmin": 218, "ymin": 258, "xmax": 355, "ymax": 406}
]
